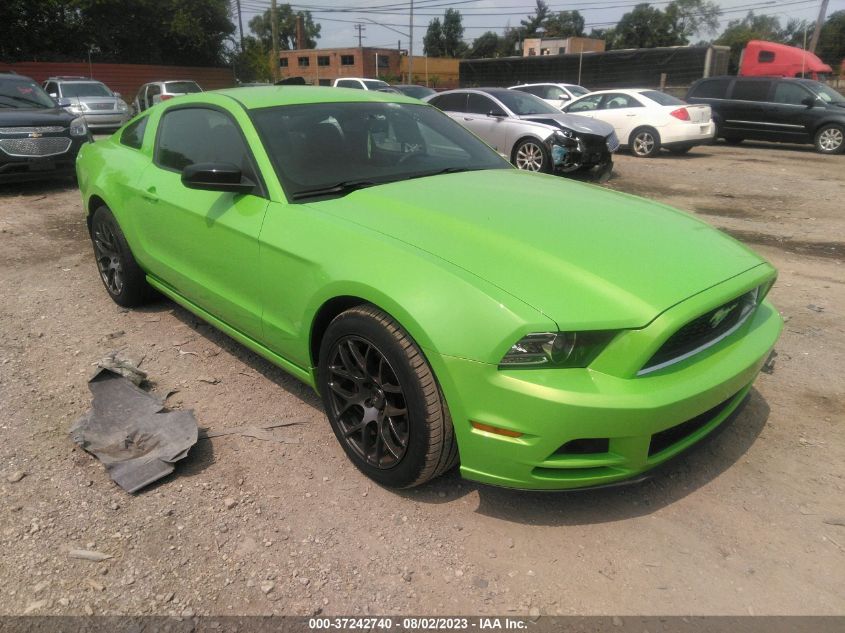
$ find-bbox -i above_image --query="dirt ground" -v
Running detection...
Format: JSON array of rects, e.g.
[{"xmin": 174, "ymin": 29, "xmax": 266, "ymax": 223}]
[{"xmin": 1, "ymin": 139, "xmax": 843, "ymax": 618}]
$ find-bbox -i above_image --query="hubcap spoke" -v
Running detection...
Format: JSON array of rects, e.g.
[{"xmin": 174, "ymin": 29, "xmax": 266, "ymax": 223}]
[{"xmin": 327, "ymin": 335, "xmax": 410, "ymax": 469}]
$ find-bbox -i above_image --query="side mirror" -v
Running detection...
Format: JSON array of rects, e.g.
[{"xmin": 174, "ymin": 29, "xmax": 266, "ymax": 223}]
[
  {"xmin": 487, "ymin": 110, "xmax": 506, "ymax": 118},
  {"xmin": 57, "ymin": 97, "xmax": 71, "ymax": 107},
  {"xmin": 114, "ymin": 92, "xmax": 122, "ymax": 98},
  {"xmin": 801, "ymin": 96, "xmax": 816, "ymax": 108},
  {"xmin": 49, "ymin": 92, "xmax": 58, "ymax": 98},
  {"xmin": 181, "ymin": 163, "xmax": 255, "ymax": 194}
]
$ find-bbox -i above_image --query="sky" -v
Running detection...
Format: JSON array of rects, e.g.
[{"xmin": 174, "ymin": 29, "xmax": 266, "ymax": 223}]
[{"xmin": 233, "ymin": 0, "xmax": 842, "ymax": 54}]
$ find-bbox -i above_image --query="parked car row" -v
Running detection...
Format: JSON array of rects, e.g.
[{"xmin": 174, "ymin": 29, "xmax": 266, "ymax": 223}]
[{"xmin": 74, "ymin": 85, "xmax": 783, "ymax": 490}]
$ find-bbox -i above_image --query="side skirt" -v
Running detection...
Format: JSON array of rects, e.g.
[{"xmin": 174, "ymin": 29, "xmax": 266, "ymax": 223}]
[{"xmin": 146, "ymin": 275, "xmax": 317, "ymax": 389}]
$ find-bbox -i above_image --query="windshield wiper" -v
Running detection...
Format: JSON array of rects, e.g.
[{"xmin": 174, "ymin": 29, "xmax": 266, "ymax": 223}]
[
  {"xmin": 403, "ymin": 166, "xmax": 487, "ymax": 181},
  {"xmin": 291, "ymin": 179, "xmax": 379, "ymax": 201}
]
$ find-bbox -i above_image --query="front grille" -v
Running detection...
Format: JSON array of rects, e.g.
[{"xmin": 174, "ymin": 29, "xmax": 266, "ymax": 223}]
[
  {"xmin": 648, "ymin": 392, "xmax": 737, "ymax": 456},
  {"xmin": 0, "ymin": 137, "xmax": 72, "ymax": 157},
  {"xmin": 0, "ymin": 126, "xmax": 66, "ymax": 135},
  {"xmin": 88, "ymin": 103, "xmax": 115, "ymax": 111},
  {"xmin": 640, "ymin": 288, "xmax": 759, "ymax": 374}
]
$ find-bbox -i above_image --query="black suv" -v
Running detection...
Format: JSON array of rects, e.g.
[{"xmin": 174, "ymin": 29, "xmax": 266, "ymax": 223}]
[
  {"xmin": 686, "ymin": 76, "xmax": 845, "ymax": 154},
  {"xmin": 0, "ymin": 73, "xmax": 91, "ymax": 183}
]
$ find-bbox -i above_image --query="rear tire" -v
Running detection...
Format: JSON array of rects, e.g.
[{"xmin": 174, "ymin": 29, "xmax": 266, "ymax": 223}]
[
  {"xmin": 629, "ymin": 127, "xmax": 661, "ymax": 158},
  {"xmin": 512, "ymin": 138, "xmax": 552, "ymax": 173},
  {"xmin": 90, "ymin": 206, "xmax": 152, "ymax": 307},
  {"xmin": 318, "ymin": 305, "xmax": 458, "ymax": 488},
  {"xmin": 814, "ymin": 124, "xmax": 844, "ymax": 154}
]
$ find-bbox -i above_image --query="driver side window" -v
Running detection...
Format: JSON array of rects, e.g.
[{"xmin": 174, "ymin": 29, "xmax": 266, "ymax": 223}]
[{"xmin": 156, "ymin": 107, "xmax": 254, "ymax": 180}]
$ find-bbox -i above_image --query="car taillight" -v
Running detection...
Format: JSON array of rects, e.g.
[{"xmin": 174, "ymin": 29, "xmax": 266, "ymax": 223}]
[
  {"xmin": 160, "ymin": 94, "xmax": 173, "ymax": 101},
  {"xmin": 670, "ymin": 107, "xmax": 690, "ymax": 121}
]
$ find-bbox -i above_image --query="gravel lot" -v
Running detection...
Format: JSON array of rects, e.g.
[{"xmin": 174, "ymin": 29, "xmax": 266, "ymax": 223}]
[{"xmin": 1, "ymin": 140, "xmax": 843, "ymax": 617}]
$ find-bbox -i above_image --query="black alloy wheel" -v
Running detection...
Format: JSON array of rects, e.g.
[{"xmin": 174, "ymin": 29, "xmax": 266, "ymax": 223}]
[
  {"xmin": 318, "ymin": 305, "xmax": 459, "ymax": 488},
  {"xmin": 325, "ymin": 335, "xmax": 410, "ymax": 469},
  {"xmin": 90, "ymin": 206, "xmax": 151, "ymax": 307}
]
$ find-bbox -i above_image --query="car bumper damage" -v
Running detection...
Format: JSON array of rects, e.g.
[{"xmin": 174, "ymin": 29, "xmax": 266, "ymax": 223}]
[{"xmin": 431, "ymin": 267, "xmax": 783, "ymax": 490}]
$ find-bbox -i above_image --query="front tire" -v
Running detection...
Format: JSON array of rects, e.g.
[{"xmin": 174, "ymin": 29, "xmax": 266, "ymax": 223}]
[
  {"xmin": 629, "ymin": 127, "xmax": 661, "ymax": 157},
  {"xmin": 90, "ymin": 206, "xmax": 151, "ymax": 307},
  {"xmin": 318, "ymin": 305, "xmax": 458, "ymax": 488},
  {"xmin": 814, "ymin": 124, "xmax": 844, "ymax": 154},
  {"xmin": 513, "ymin": 138, "xmax": 552, "ymax": 173}
]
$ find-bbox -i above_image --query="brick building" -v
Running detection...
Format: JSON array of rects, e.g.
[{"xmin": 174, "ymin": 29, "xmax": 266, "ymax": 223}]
[{"xmin": 278, "ymin": 47, "xmax": 401, "ymax": 86}]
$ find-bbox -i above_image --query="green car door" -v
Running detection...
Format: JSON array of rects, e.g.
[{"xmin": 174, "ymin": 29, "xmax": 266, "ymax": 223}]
[{"xmin": 132, "ymin": 103, "xmax": 268, "ymax": 339}]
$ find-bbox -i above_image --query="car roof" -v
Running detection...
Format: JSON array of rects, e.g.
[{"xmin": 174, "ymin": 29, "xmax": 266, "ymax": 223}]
[
  {"xmin": 48, "ymin": 76, "xmax": 93, "ymax": 81},
  {"xmin": 214, "ymin": 85, "xmax": 419, "ymax": 109},
  {"xmin": 512, "ymin": 82, "xmax": 580, "ymax": 88}
]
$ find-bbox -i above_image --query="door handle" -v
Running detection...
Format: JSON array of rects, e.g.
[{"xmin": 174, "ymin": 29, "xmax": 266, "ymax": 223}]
[
  {"xmin": 142, "ymin": 186, "xmax": 158, "ymax": 202},
  {"xmin": 626, "ymin": 113, "xmax": 637, "ymax": 117},
  {"xmin": 463, "ymin": 117, "xmax": 473, "ymax": 121}
]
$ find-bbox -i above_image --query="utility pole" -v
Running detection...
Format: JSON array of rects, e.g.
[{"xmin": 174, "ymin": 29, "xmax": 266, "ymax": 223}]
[
  {"xmin": 354, "ymin": 23, "xmax": 366, "ymax": 48},
  {"xmin": 271, "ymin": 0, "xmax": 280, "ymax": 82},
  {"xmin": 808, "ymin": 0, "xmax": 829, "ymax": 53},
  {"xmin": 408, "ymin": 0, "xmax": 414, "ymax": 84},
  {"xmin": 235, "ymin": 0, "xmax": 244, "ymax": 49}
]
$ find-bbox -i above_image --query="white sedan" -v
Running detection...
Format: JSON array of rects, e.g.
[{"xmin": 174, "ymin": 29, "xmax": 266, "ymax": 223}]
[
  {"xmin": 508, "ymin": 83, "xmax": 590, "ymax": 110},
  {"xmin": 563, "ymin": 89, "xmax": 714, "ymax": 157}
]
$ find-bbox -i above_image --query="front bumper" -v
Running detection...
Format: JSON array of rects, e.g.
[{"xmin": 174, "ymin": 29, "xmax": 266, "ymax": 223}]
[
  {"xmin": 429, "ymin": 266, "xmax": 782, "ymax": 490},
  {"xmin": 81, "ymin": 112, "xmax": 129, "ymax": 130}
]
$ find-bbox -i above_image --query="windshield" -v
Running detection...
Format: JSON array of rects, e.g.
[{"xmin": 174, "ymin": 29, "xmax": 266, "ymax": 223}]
[
  {"xmin": 396, "ymin": 85, "xmax": 435, "ymax": 99},
  {"xmin": 493, "ymin": 90, "xmax": 561, "ymax": 115},
  {"xmin": 165, "ymin": 81, "xmax": 202, "ymax": 94},
  {"xmin": 807, "ymin": 81, "xmax": 845, "ymax": 104},
  {"xmin": 568, "ymin": 85, "xmax": 589, "ymax": 97},
  {"xmin": 252, "ymin": 101, "xmax": 511, "ymax": 201},
  {"xmin": 640, "ymin": 90, "xmax": 685, "ymax": 106},
  {"xmin": 363, "ymin": 80, "xmax": 390, "ymax": 90},
  {"xmin": 0, "ymin": 77, "xmax": 56, "ymax": 109},
  {"xmin": 61, "ymin": 82, "xmax": 112, "ymax": 98}
]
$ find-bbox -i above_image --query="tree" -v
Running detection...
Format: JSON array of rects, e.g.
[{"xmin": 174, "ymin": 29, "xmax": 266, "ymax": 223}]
[
  {"xmin": 0, "ymin": 0, "xmax": 235, "ymax": 66},
  {"xmin": 589, "ymin": 28, "xmax": 618, "ymax": 50},
  {"xmin": 423, "ymin": 18, "xmax": 444, "ymax": 57},
  {"xmin": 467, "ymin": 31, "xmax": 500, "ymax": 59},
  {"xmin": 520, "ymin": 0, "xmax": 551, "ymax": 36},
  {"xmin": 544, "ymin": 11, "xmax": 585, "ymax": 39},
  {"xmin": 816, "ymin": 10, "xmax": 845, "ymax": 65},
  {"xmin": 248, "ymin": 5, "xmax": 320, "ymax": 50},
  {"xmin": 232, "ymin": 36, "xmax": 271, "ymax": 82},
  {"xmin": 615, "ymin": 4, "xmax": 677, "ymax": 49},
  {"xmin": 442, "ymin": 9, "xmax": 467, "ymax": 57},
  {"xmin": 665, "ymin": 0, "xmax": 721, "ymax": 44},
  {"xmin": 424, "ymin": 9, "xmax": 467, "ymax": 58}
]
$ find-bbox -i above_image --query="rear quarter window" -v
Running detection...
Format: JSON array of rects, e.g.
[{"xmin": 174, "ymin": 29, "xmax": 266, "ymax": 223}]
[
  {"xmin": 120, "ymin": 116, "xmax": 148, "ymax": 150},
  {"xmin": 689, "ymin": 78, "xmax": 731, "ymax": 99}
]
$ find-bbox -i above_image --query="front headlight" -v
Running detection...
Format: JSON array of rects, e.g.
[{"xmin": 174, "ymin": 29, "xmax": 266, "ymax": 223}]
[
  {"xmin": 499, "ymin": 331, "xmax": 617, "ymax": 368},
  {"xmin": 117, "ymin": 100, "xmax": 129, "ymax": 113},
  {"xmin": 70, "ymin": 117, "xmax": 88, "ymax": 137}
]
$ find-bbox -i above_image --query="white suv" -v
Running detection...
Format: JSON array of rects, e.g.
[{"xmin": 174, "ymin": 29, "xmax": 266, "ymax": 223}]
[{"xmin": 333, "ymin": 78, "xmax": 390, "ymax": 91}]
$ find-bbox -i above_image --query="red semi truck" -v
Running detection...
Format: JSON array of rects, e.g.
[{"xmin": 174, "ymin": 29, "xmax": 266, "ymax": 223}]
[{"xmin": 739, "ymin": 40, "xmax": 833, "ymax": 80}]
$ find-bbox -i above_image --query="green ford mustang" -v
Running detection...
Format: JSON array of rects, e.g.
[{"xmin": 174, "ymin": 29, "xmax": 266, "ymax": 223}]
[{"xmin": 76, "ymin": 87, "xmax": 783, "ymax": 490}]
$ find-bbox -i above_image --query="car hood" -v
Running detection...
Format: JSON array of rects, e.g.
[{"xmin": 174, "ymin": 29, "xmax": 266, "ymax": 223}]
[
  {"xmin": 306, "ymin": 170, "xmax": 765, "ymax": 330},
  {"xmin": 0, "ymin": 107, "xmax": 74, "ymax": 127},
  {"xmin": 520, "ymin": 112, "xmax": 615, "ymax": 137}
]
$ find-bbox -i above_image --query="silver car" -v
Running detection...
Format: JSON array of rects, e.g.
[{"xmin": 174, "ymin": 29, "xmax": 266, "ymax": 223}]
[
  {"xmin": 132, "ymin": 80, "xmax": 203, "ymax": 114},
  {"xmin": 425, "ymin": 88, "xmax": 618, "ymax": 177},
  {"xmin": 43, "ymin": 77, "xmax": 130, "ymax": 132}
]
